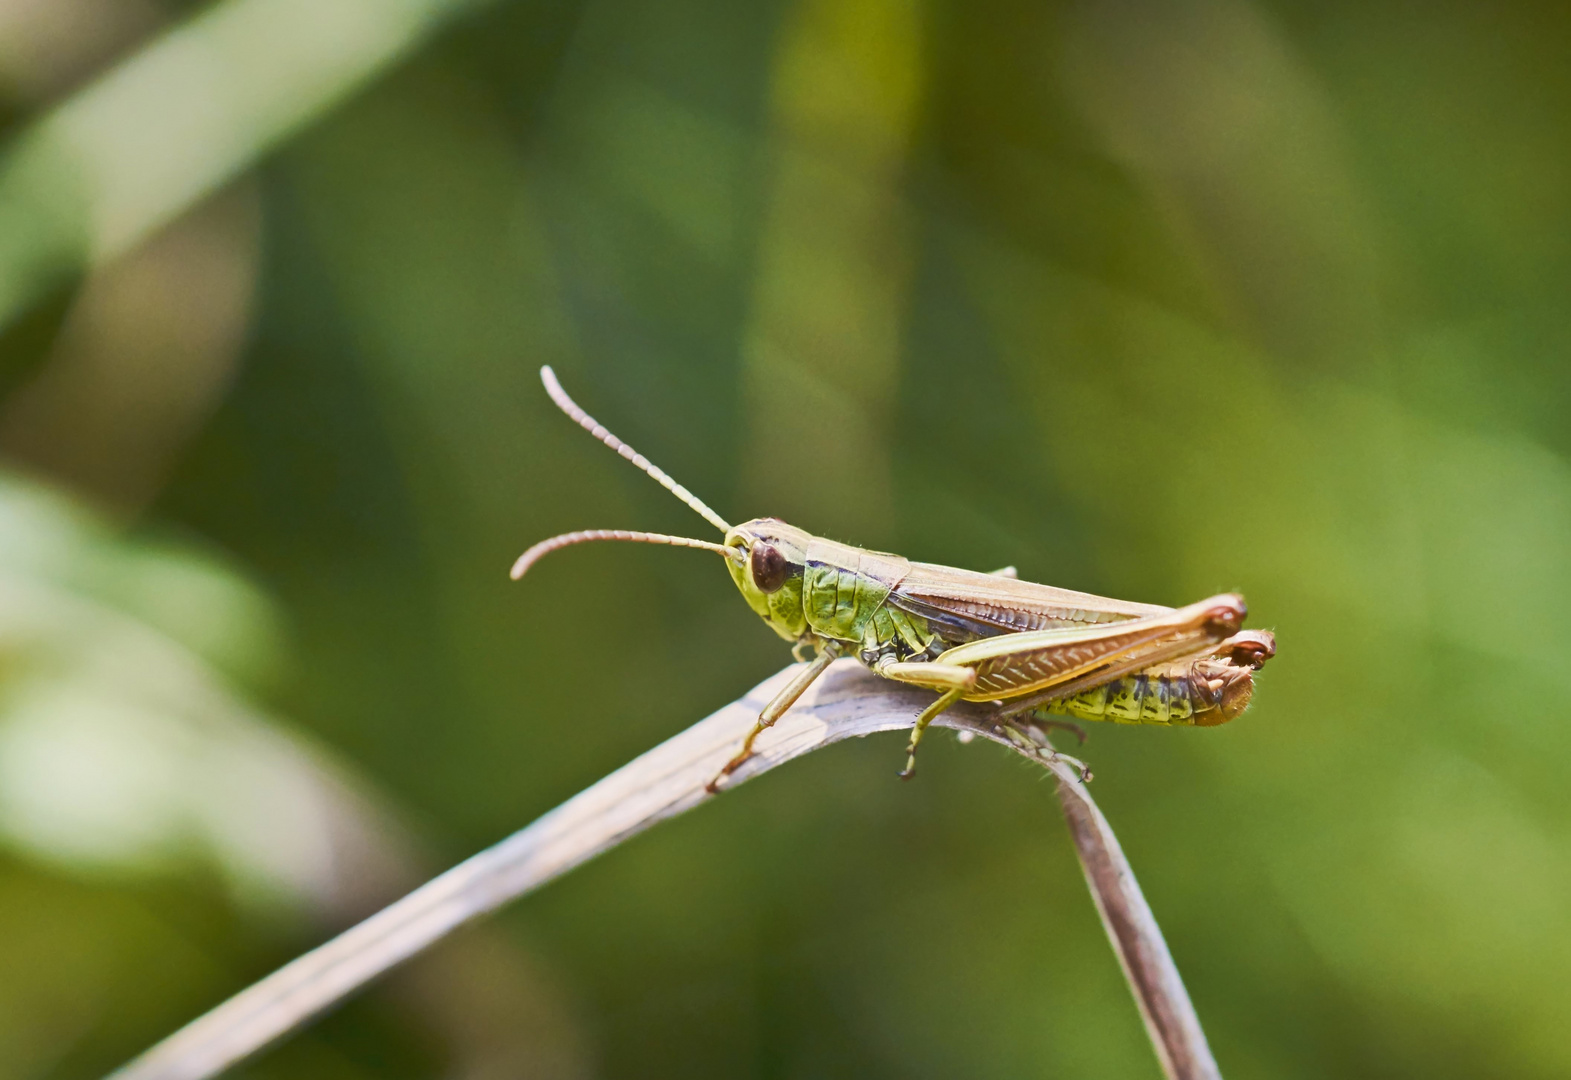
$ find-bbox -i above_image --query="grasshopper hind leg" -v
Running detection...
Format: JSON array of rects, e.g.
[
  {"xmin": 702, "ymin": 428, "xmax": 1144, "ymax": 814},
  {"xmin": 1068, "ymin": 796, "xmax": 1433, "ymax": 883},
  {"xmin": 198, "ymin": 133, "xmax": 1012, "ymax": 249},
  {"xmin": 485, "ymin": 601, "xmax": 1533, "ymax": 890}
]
[
  {"xmin": 1001, "ymin": 721, "xmax": 1094, "ymax": 782},
  {"xmin": 1023, "ymin": 714, "xmax": 1087, "ymax": 745},
  {"xmin": 871, "ymin": 657, "xmax": 977, "ymax": 781}
]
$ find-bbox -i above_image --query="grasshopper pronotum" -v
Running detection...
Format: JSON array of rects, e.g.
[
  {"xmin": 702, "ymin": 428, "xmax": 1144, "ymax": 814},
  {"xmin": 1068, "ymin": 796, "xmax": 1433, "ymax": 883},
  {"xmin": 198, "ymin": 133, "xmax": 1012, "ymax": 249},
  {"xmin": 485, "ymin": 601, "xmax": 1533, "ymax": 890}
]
[{"xmin": 513, "ymin": 368, "xmax": 1274, "ymax": 789}]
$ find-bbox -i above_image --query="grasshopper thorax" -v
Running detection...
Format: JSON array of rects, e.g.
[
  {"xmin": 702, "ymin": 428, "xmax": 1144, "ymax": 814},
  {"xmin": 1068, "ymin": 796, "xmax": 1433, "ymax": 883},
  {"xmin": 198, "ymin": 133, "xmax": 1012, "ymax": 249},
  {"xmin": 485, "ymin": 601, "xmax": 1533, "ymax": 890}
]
[{"xmin": 725, "ymin": 518, "xmax": 813, "ymax": 643}]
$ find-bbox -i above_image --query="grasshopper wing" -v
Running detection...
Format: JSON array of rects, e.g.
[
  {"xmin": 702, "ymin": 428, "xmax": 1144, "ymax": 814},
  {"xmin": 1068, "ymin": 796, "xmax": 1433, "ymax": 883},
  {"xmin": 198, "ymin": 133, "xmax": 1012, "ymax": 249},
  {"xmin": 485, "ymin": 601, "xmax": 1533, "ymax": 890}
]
[{"xmin": 889, "ymin": 561, "xmax": 1171, "ymax": 644}]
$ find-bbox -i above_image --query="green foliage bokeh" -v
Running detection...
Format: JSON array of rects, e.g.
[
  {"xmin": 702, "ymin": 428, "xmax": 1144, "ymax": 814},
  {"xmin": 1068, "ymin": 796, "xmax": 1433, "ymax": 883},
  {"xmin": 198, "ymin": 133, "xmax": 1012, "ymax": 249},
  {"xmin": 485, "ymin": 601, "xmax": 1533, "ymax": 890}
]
[{"xmin": 2, "ymin": 1, "xmax": 1570, "ymax": 1077}]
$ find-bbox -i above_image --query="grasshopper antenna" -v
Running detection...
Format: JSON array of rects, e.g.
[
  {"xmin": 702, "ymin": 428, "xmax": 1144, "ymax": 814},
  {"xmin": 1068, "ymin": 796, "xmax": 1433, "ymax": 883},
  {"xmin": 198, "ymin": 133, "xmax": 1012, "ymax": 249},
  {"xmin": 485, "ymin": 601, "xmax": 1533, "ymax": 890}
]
[
  {"xmin": 511, "ymin": 529, "xmax": 735, "ymax": 580},
  {"xmin": 539, "ymin": 366, "xmax": 731, "ymax": 534}
]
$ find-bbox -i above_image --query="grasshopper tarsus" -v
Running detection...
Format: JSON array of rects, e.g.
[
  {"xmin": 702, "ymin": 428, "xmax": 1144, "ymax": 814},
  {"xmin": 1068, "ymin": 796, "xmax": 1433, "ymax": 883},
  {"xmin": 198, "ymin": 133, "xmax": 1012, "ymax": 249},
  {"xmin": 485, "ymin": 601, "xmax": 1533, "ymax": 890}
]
[
  {"xmin": 706, "ymin": 751, "xmax": 752, "ymax": 795},
  {"xmin": 1058, "ymin": 754, "xmax": 1094, "ymax": 783},
  {"xmin": 705, "ymin": 645, "xmax": 842, "ymax": 793}
]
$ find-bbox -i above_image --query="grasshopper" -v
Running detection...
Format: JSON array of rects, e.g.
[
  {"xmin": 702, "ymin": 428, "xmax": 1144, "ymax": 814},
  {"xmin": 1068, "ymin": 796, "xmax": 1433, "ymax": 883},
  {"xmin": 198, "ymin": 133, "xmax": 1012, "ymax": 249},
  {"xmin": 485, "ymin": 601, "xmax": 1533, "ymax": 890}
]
[{"xmin": 513, "ymin": 368, "xmax": 1274, "ymax": 789}]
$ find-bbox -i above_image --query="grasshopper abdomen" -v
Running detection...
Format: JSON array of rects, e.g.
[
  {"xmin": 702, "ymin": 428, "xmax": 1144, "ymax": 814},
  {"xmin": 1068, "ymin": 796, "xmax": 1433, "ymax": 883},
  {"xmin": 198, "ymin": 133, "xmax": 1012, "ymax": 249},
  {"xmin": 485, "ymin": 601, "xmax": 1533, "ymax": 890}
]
[{"xmin": 1040, "ymin": 655, "xmax": 1258, "ymax": 728}]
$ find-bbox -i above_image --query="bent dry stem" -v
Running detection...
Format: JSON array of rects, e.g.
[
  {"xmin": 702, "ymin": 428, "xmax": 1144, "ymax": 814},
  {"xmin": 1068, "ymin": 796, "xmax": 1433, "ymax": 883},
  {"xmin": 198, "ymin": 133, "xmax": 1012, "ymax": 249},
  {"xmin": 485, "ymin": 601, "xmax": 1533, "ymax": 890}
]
[{"xmin": 111, "ymin": 660, "xmax": 1222, "ymax": 1080}]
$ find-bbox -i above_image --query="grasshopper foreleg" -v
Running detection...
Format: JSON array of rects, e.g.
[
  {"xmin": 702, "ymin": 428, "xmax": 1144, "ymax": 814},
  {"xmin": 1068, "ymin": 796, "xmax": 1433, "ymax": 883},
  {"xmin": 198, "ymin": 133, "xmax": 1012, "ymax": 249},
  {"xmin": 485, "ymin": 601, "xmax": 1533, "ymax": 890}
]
[{"xmin": 708, "ymin": 643, "xmax": 841, "ymax": 793}]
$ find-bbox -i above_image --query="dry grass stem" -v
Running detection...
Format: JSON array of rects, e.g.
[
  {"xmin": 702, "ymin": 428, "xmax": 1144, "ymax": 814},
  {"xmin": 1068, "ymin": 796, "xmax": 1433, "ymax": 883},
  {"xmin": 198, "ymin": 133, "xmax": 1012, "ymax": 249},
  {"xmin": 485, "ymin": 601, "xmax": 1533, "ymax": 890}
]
[{"xmin": 110, "ymin": 659, "xmax": 1221, "ymax": 1080}]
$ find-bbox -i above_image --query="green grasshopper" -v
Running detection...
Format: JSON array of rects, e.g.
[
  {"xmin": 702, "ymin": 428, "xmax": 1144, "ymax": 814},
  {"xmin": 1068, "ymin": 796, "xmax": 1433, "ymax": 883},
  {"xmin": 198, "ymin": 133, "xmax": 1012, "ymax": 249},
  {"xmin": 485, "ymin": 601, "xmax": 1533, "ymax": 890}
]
[{"xmin": 513, "ymin": 368, "xmax": 1274, "ymax": 789}]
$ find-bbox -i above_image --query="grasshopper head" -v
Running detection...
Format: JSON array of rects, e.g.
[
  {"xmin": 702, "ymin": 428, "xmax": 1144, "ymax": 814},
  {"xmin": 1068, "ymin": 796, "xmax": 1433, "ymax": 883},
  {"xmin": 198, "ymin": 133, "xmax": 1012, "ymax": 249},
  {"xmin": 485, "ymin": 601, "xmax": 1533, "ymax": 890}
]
[{"xmin": 724, "ymin": 518, "xmax": 812, "ymax": 642}]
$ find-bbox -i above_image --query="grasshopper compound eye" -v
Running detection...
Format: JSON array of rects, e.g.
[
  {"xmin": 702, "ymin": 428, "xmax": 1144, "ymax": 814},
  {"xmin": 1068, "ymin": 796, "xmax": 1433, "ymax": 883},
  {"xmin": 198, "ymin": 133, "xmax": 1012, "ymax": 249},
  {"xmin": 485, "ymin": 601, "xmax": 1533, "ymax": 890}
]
[{"xmin": 750, "ymin": 542, "xmax": 789, "ymax": 593}]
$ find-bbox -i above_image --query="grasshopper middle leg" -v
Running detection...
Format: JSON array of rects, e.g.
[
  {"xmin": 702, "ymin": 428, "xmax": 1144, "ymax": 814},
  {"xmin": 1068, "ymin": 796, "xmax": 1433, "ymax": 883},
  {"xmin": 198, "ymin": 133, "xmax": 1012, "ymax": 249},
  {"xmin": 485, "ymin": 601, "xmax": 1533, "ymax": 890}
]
[
  {"xmin": 874, "ymin": 659, "xmax": 978, "ymax": 780},
  {"xmin": 898, "ymin": 688, "xmax": 966, "ymax": 780}
]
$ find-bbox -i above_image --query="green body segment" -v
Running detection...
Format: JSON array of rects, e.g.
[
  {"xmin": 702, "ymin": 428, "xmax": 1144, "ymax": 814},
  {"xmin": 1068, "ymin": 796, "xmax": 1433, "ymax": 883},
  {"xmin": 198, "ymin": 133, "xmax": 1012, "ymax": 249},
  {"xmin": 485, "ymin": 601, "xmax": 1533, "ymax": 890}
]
[
  {"xmin": 801, "ymin": 537, "xmax": 934, "ymax": 656},
  {"xmin": 1037, "ymin": 659, "xmax": 1253, "ymax": 727},
  {"xmin": 1044, "ymin": 670, "xmax": 1199, "ymax": 725},
  {"xmin": 863, "ymin": 603, "xmax": 935, "ymax": 658},
  {"xmin": 801, "ymin": 538, "xmax": 904, "ymax": 641},
  {"xmin": 759, "ymin": 570, "xmax": 806, "ymax": 638}
]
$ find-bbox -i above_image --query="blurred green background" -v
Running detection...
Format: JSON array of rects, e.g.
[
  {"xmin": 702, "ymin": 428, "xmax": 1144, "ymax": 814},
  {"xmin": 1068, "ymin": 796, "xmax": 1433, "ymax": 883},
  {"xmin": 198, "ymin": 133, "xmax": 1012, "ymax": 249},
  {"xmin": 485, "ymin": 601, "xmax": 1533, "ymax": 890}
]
[{"xmin": 1, "ymin": 0, "xmax": 1569, "ymax": 1076}]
